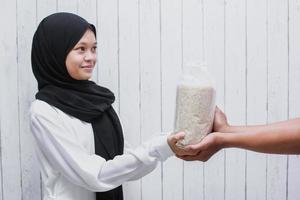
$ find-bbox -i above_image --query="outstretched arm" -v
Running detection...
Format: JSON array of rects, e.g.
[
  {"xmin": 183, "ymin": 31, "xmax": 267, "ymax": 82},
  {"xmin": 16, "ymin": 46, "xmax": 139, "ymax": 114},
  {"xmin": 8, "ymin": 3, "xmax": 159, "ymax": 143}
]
[{"xmin": 178, "ymin": 107, "xmax": 300, "ymax": 161}]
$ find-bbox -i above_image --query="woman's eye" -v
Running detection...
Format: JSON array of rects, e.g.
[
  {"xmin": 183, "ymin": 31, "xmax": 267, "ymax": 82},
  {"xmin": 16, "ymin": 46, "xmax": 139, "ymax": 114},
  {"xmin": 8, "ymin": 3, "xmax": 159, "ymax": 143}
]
[
  {"xmin": 76, "ymin": 47, "xmax": 85, "ymax": 52},
  {"xmin": 92, "ymin": 46, "xmax": 97, "ymax": 52}
]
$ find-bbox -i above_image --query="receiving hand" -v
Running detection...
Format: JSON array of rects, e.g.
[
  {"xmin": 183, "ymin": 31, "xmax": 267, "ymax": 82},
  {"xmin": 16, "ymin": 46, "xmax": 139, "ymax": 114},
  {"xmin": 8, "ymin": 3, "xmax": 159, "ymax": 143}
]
[
  {"xmin": 167, "ymin": 132, "xmax": 198, "ymax": 156},
  {"xmin": 213, "ymin": 107, "xmax": 229, "ymax": 132},
  {"xmin": 177, "ymin": 132, "xmax": 224, "ymax": 162}
]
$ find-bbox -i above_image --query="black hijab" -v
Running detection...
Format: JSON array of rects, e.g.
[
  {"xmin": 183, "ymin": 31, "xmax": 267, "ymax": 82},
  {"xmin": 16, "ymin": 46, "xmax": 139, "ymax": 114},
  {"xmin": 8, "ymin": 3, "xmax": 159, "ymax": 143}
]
[{"xmin": 31, "ymin": 12, "xmax": 124, "ymax": 200}]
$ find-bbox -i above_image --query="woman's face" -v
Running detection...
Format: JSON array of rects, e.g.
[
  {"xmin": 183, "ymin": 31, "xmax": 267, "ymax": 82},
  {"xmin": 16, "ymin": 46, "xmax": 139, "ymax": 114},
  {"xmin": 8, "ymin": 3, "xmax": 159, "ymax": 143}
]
[{"xmin": 65, "ymin": 29, "xmax": 97, "ymax": 80}]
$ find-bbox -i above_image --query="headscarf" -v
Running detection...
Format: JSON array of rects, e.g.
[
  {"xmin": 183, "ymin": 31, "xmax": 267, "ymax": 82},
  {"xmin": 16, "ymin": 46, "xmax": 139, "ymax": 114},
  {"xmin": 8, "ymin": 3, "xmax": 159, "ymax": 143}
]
[{"xmin": 31, "ymin": 12, "xmax": 124, "ymax": 200}]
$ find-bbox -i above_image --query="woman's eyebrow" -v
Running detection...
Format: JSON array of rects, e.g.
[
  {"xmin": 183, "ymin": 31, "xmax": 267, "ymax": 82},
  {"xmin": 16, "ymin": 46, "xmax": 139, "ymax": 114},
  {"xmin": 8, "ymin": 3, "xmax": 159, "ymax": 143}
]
[{"xmin": 76, "ymin": 41, "xmax": 97, "ymax": 46}]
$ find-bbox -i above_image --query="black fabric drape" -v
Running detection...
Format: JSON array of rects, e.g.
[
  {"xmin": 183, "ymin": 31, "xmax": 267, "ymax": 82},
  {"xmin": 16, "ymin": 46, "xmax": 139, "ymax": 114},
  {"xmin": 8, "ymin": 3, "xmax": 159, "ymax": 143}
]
[{"xmin": 31, "ymin": 12, "xmax": 124, "ymax": 200}]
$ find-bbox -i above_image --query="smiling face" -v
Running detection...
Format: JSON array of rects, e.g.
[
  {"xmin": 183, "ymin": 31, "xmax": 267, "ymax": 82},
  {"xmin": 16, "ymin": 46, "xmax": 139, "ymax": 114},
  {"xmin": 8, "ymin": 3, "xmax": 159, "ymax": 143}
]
[{"xmin": 65, "ymin": 29, "xmax": 97, "ymax": 80}]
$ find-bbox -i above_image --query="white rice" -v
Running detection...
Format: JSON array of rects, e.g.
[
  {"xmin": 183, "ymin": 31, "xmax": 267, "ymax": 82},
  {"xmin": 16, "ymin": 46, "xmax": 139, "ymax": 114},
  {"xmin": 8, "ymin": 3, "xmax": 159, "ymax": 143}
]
[{"xmin": 175, "ymin": 84, "xmax": 216, "ymax": 146}]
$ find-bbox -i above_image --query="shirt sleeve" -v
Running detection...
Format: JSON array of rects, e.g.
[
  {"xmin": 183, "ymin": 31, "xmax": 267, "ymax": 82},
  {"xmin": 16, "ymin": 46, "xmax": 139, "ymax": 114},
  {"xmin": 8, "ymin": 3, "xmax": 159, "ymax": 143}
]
[{"xmin": 30, "ymin": 103, "xmax": 174, "ymax": 192}]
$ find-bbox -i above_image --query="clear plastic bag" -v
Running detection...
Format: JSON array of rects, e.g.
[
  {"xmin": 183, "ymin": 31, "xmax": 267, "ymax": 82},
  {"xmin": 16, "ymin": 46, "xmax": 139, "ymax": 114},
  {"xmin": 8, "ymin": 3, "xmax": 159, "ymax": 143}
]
[{"xmin": 174, "ymin": 62, "xmax": 216, "ymax": 147}]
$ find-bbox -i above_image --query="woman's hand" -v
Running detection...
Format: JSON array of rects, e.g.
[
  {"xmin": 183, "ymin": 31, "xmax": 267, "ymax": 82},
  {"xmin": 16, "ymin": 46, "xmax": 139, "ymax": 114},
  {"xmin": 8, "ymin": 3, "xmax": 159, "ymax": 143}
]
[
  {"xmin": 213, "ymin": 107, "xmax": 229, "ymax": 132},
  {"xmin": 167, "ymin": 132, "xmax": 198, "ymax": 156}
]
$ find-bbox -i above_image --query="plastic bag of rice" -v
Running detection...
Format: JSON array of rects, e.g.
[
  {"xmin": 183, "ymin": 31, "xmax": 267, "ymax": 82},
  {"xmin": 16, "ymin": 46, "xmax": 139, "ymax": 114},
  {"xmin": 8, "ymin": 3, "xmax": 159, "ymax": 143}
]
[{"xmin": 174, "ymin": 62, "xmax": 216, "ymax": 147}]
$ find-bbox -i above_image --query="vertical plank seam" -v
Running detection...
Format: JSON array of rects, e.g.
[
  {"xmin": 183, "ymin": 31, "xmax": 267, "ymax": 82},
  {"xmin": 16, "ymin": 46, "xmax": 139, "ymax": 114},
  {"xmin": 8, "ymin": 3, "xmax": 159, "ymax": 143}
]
[
  {"xmin": 36, "ymin": 1, "xmax": 44, "ymax": 198},
  {"xmin": 0, "ymin": 80, "xmax": 3, "ymax": 200},
  {"xmin": 286, "ymin": 156, "xmax": 289, "ymax": 200},
  {"xmin": 117, "ymin": 0, "xmax": 121, "ymax": 114},
  {"xmin": 0, "ymin": 144, "xmax": 3, "ymax": 200},
  {"xmin": 265, "ymin": 0, "xmax": 269, "ymax": 199},
  {"xmin": 180, "ymin": 0, "xmax": 184, "ymax": 199},
  {"xmin": 95, "ymin": 0, "xmax": 99, "ymax": 84},
  {"xmin": 95, "ymin": 0, "xmax": 99, "ymax": 83},
  {"xmin": 0, "ymin": 107, "xmax": 2, "ymax": 199},
  {"xmin": 201, "ymin": 0, "xmax": 205, "ymax": 62},
  {"xmin": 158, "ymin": 0, "xmax": 164, "ymax": 199},
  {"xmin": 201, "ymin": 1, "xmax": 206, "ymax": 200},
  {"xmin": 35, "ymin": 1, "xmax": 43, "ymax": 198},
  {"xmin": 16, "ymin": 0, "xmax": 24, "ymax": 198},
  {"xmin": 286, "ymin": 0, "xmax": 290, "ymax": 199},
  {"xmin": 264, "ymin": 0, "xmax": 268, "ymax": 199},
  {"xmin": 0, "ymin": 24, "xmax": 2, "ymax": 194},
  {"xmin": 138, "ymin": 0, "xmax": 143, "ymax": 199},
  {"xmin": 181, "ymin": 0, "xmax": 184, "ymax": 71},
  {"xmin": 223, "ymin": 0, "xmax": 226, "ymax": 199},
  {"xmin": 35, "ymin": 0, "xmax": 38, "ymax": 25},
  {"xmin": 76, "ymin": 0, "xmax": 78, "ymax": 14},
  {"xmin": 244, "ymin": 0, "xmax": 248, "ymax": 199}
]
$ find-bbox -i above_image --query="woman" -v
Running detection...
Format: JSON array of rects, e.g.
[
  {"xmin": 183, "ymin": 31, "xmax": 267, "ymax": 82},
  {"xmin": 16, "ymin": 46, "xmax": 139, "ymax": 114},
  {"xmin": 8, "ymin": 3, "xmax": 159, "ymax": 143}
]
[{"xmin": 30, "ymin": 12, "xmax": 188, "ymax": 200}]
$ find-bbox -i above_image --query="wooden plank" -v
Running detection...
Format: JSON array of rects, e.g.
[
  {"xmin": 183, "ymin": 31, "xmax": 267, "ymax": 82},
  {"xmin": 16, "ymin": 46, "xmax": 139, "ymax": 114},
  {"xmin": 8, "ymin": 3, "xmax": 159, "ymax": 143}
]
[
  {"xmin": 266, "ymin": 0, "xmax": 289, "ymax": 200},
  {"xmin": 0, "ymin": 84, "xmax": 2, "ymax": 200},
  {"xmin": 17, "ymin": 0, "xmax": 41, "ymax": 199},
  {"xmin": 224, "ymin": 0, "xmax": 247, "ymax": 199},
  {"xmin": 77, "ymin": 0, "xmax": 98, "ymax": 82},
  {"xmin": 287, "ymin": 0, "xmax": 300, "ymax": 199},
  {"xmin": 118, "ymin": 1, "xmax": 141, "ymax": 199},
  {"xmin": 182, "ymin": 0, "xmax": 205, "ymax": 199},
  {"xmin": 287, "ymin": 156, "xmax": 300, "ymax": 200},
  {"xmin": 182, "ymin": 0, "xmax": 205, "ymax": 63},
  {"xmin": 246, "ymin": 0, "xmax": 268, "ymax": 199},
  {"xmin": 77, "ymin": 0, "xmax": 97, "ymax": 32},
  {"xmin": 139, "ymin": 1, "xmax": 162, "ymax": 199},
  {"xmin": 36, "ymin": 1, "xmax": 57, "ymax": 198},
  {"xmin": 57, "ymin": 0, "xmax": 77, "ymax": 13},
  {"xmin": 0, "ymin": 0, "xmax": 22, "ymax": 199},
  {"xmin": 36, "ymin": 0, "xmax": 57, "ymax": 24},
  {"xmin": 97, "ymin": 0, "xmax": 120, "ymax": 112},
  {"xmin": 203, "ymin": 0, "xmax": 225, "ymax": 199},
  {"xmin": 160, "ymin": 1, "xmax": 184, "ymax": 200}
]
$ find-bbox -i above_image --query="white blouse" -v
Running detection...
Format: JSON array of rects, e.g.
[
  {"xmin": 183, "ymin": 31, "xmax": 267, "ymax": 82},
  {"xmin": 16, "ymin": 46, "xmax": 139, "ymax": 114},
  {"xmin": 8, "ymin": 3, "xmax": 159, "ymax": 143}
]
[{"xmin": 30, "ymin": 100, "xmax": 174, "ymax": 200}]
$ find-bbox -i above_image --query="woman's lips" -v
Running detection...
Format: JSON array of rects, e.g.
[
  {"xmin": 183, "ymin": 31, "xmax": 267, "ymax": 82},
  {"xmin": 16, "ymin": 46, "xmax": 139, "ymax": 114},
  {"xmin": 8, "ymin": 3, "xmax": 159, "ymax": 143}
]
[
  {"xmin": 81, "ymin": 65, "xmax": 94, "ymax": 72},
  {"xmin": 81, "ymin": 65, "xmax": 93, "ymax": 68}
]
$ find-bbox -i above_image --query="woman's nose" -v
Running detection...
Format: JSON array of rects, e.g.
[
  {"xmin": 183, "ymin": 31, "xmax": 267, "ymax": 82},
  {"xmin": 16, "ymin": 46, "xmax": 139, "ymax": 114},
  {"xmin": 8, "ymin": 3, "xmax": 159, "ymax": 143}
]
[{"xmin": 84, "ymin": 50, "xmax": 96, "ymax": 61}]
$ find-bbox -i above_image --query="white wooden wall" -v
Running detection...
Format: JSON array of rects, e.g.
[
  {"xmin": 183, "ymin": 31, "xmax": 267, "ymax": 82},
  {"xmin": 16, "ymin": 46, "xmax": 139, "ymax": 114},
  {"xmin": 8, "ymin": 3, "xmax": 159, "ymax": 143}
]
[{"xmin": 0, "ymin": 0, "xmax": 300, "ymax": 200}]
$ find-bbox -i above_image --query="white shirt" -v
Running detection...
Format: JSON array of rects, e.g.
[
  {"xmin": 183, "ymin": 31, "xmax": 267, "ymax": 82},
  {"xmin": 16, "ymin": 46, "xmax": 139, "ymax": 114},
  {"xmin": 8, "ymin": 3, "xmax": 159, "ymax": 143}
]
[{"xmin": 30, "ymin": 100, "xmax": 174, "ymax": 200}]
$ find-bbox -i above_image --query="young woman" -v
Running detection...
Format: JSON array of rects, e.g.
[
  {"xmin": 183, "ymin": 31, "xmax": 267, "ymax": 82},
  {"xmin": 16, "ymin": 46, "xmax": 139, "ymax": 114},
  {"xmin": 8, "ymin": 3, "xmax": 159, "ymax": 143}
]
[{"xmin": 30, "ymin": 12, "xmax": 189, "ymax": 200}]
